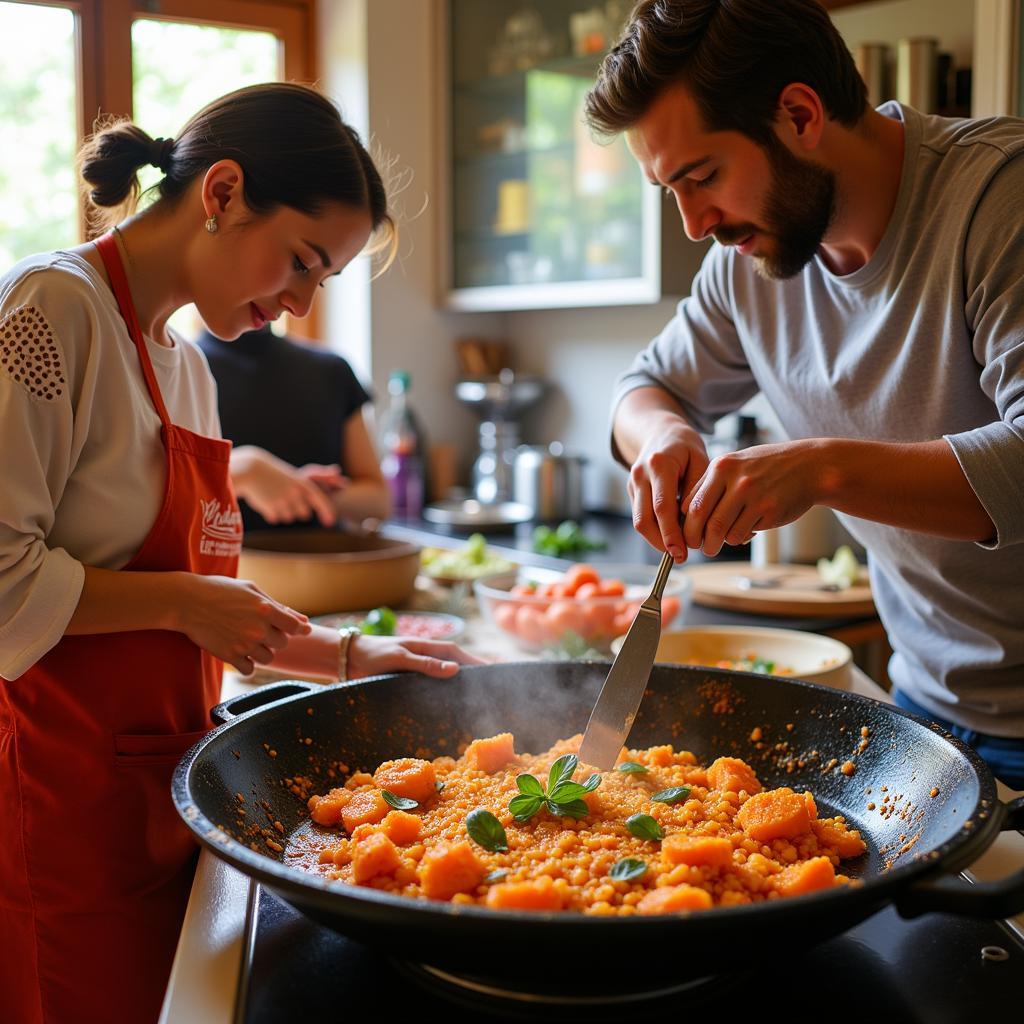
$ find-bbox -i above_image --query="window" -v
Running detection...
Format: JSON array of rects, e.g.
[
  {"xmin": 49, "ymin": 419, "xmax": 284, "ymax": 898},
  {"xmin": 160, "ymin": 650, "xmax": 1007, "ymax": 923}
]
[{"xmin": 0, "ymin": 0, "xmax": 318, "ymax": 334}]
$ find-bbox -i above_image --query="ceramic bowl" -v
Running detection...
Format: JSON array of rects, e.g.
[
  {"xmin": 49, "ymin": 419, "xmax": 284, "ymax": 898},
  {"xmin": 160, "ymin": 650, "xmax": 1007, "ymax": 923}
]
[
  {"xmin": 612, "ymin": 624, "xmax": 853, "ymax": 688},
  {"xmin": 238, "ymin": 530, "xmax": 420, "ymax": 616}
]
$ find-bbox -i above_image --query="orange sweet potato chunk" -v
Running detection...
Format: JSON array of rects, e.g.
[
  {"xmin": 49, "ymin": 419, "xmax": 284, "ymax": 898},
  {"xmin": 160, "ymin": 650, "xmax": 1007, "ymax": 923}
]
[
  {"xmin": 463, "ymin": 733, "xmax": 518, "ymax": 773},
  {"xmin": 341, "ymin": 790, "xmax": 390, "ymax": 833},
  {"xmin": 772, "ymin": 855, "xmax": 836, "ymax": 896},
  {"xmin": 351, "ymin": 832, "xmax": 402, "ymax": 884},
  {"xmin": 373, "ymin": 758, "xmax": 437, "ymax": 803},
  {"xmin": 636, "ymin": 884, "xmax": 714, "ymax": 915},
  {"xmin": 418, "ymin": 841, "xmax": 485, "ymax": 901},
  {"xmin": 485, "ymin": 876, "xmax": 563, "ymax": 911},
  {"xmin": 736, "ymin": 788, "xmax": 812, "ymax": 842},
  {"xmin": 812, "ymin": 819, "xmax": 867, "ymax": 858},
  {"xmin": 381, "ymin": 809, "xmax": 422, "ymax": 845},
  {"xmin": 706, "ymin": 756, "xmax": 763, "ymax": 795},
  {"xmin": 662, "ymin": 834, "xmax": 733, "ymax": 868},
  {"xmin": 307, "ymin": 787, "xmax": 353, "ymax": 827}
]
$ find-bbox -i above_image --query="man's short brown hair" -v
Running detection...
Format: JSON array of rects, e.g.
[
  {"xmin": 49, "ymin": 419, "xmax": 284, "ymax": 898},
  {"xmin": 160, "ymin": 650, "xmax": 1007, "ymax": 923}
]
[{"xmin": 585, "ymin": 0, "xmax": 867, "ymax": 144}]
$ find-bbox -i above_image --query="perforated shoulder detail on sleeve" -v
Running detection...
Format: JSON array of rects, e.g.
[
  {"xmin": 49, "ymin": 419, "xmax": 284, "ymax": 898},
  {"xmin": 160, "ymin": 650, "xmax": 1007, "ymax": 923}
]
[{"xmin": 0, "ymin": 304, "xmax": 67, "ymax": 402}]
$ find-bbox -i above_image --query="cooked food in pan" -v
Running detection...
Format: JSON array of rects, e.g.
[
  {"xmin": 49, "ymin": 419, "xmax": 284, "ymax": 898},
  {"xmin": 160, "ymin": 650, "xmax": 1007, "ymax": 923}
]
[{"xmin": 288, "ymin": 733, "xmax": 866, "ymax": 914}]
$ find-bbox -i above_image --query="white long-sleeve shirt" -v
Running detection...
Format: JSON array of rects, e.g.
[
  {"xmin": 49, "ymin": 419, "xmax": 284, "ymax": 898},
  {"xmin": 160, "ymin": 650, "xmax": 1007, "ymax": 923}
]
[{"xmin": 0, "ymin": 250, "xmax": 220, "ymax": 679}]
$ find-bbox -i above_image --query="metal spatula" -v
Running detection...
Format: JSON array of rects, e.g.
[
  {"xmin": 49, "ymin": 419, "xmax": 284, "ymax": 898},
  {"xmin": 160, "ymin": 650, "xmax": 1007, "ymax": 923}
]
[{"xmin": 578, "ymin": 549, "xmax": 674, "ymax": 770}]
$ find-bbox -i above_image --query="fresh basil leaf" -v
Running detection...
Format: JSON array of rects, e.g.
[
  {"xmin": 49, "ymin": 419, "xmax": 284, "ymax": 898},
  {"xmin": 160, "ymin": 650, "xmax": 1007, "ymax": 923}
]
[
  {"xmin": 465, "ymin": 809, "xmax": 509, "ymax": 852},
  {"xmin": 616, "ymin": 761, "xmax": 649, "ymax": 775},
  {"xmin": 651, "ymin": 786, "xmax": 691, "ymax": 805},
  {"xmin": 580, "ymin": 773, "xmax": 602, "ymax": 793},
  {"xmin": 381, "ymin": 790, "xmax": 418, "ymax": 811},
  {"xmin": 547, "ymin": 780, "xmax": 588, "ymax": 804},
  {"xmin": 516, "ymin": 773, "xmax": 545, "ymax": 798},
  {"xmin": 509, "ymin": 794, "xmax": 544, "ymax": 821},
  {"xmin": 482, "ymin": 869, "xmax": 509, "ymax": 885},
  {"xmin": 625, "ymin": 813, "xmax": 664, "ymax": 841},
  {"xmin": 548, "ymin": 754, "xmax": 578, "ymax": 794},
  {"xmin": 610, "ymin": 858, "xmax": 648, "ymax": 882},
  {"xmin": 546, "ymin": 797, "xmax": 589, "ymax": 820}
]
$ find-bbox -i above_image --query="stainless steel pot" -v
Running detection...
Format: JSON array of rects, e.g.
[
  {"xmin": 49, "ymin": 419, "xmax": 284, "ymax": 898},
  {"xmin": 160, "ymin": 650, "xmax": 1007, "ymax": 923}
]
[{"xmin": 512, "ymin": 442, "xmax": 586, "ymax": 521}]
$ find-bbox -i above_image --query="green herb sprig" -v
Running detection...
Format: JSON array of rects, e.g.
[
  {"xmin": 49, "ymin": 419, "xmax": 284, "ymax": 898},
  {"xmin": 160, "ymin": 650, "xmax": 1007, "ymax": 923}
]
[
  {"xmin": 508, "ymin": 754, "xmax": 600, "ymax": 822},
  {"xmin": 465, "ymin": 809, "xmax": 508, "ymax": 852},
  {"xmin": 616, "ymin": 761, "xmax": 649, "ymax": 775},
  {"xmin": 381, "ymin": 790, "xmax": 418, "ymax": 811}
]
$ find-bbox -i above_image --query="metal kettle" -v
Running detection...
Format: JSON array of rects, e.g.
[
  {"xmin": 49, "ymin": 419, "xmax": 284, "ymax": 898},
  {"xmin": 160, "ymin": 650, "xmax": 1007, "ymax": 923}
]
[{"xmin": 512, "ymin": 442, "xmax": 587, "ymax": 521}]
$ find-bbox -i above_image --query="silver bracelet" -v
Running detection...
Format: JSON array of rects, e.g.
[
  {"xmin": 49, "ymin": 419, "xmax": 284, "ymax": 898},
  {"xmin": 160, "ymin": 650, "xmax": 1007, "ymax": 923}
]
[{"xmin": 336, "ymin": 626, "xmax": 360, "ymax": 681}]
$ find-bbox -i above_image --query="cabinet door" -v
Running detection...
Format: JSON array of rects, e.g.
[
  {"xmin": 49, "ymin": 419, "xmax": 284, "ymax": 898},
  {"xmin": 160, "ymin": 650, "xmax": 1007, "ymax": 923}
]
[{"xmin": 441, "ymin": 0, "xmax": 700, "ymax": 311}]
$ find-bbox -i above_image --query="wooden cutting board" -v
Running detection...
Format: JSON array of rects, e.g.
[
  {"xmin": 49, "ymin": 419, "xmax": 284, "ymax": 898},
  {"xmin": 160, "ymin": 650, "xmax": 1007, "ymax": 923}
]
[{"xmin": 685, "ymin": 561, "xmax": 875, "ymax": 618}]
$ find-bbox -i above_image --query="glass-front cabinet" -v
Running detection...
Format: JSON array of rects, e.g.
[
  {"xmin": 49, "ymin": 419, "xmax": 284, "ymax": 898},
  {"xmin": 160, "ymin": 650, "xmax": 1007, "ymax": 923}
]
[{"xmin": 442, "ymin": 0, "xmax": 702, "ymax": 311}]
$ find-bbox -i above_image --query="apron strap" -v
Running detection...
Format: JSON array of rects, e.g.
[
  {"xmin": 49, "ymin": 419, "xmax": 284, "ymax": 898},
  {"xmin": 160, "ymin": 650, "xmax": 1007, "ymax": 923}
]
[{"xmin": 94, "ymin": 232, "xmax": 172, "ymax": 427}]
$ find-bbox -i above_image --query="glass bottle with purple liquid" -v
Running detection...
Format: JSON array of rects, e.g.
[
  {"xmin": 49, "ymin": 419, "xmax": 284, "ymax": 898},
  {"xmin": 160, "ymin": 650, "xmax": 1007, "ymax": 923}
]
[{"xmin": 380, "ymin": 370, "xmax": 426, "ymax": 518}]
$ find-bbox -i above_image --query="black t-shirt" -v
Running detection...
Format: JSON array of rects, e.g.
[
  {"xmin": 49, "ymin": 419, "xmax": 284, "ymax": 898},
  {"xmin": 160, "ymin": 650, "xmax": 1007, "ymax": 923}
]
[{"xmin": 197, "ymin": 327, "xmax": 371, "ymax": 533}]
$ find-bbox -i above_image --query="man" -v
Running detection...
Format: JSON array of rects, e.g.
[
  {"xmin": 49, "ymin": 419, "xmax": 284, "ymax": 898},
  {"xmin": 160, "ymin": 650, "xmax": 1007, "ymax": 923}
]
[{"xmin": 587, "ymin": 0, "xmax": 1024, "ymax": 788}]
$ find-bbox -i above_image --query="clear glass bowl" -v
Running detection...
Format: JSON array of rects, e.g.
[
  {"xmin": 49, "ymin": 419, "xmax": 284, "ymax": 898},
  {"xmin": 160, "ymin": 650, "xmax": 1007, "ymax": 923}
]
[{"xmin": 474, "ymin": 563, "xmax": 693, "ymax": 658}]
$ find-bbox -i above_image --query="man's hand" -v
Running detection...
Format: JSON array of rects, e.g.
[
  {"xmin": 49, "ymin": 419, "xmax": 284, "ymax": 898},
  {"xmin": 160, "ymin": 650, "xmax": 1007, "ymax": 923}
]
[
  {"xmin": 627, "ymin": 420, "xmax": 710, "ymax": 561},
  {"xmin": 681, "ymin": 439, "xmax": 825, "ymax": 556}
]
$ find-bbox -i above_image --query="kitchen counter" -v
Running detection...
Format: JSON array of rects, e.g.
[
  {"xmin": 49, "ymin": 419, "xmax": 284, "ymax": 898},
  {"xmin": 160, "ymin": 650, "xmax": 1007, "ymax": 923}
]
[{"xmin": 159, "ymin": 602, "xmax": 1024, "ymax": 1024}]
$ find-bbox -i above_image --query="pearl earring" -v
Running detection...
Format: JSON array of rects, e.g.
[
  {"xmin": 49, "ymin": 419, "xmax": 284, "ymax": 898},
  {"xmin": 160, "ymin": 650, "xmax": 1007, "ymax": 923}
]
[{"xmin": 205, "ymin": 215, "xmax": 219, "ymax": 234}]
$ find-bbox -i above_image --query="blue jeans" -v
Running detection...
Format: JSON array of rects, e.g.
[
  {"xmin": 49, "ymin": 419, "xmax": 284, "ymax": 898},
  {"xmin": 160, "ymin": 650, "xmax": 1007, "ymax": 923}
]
[{"xmin": 893, "ymin": 690, "xmax": 1024, "ymax": 792}]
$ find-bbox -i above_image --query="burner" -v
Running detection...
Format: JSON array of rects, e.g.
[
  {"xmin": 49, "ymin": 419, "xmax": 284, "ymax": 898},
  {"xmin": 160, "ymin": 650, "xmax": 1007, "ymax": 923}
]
[
  {"xmin": 394, "ymin": 959, "xmax": 720, "ymax": 1019},
  {"xmin": 237, "ymin": 885, "xmax": 1024, "ymax": 1024}
]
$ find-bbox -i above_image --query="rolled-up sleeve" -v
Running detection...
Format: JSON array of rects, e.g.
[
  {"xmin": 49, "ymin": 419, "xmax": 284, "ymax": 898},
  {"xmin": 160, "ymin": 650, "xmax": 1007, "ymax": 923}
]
[
  {"xmin": 610, "ymin": 244, "xmax": 758, "ymax": 459},
  {"xmin": 948, "ymin": 155, "xmax": 1024, "ymax": 549}
]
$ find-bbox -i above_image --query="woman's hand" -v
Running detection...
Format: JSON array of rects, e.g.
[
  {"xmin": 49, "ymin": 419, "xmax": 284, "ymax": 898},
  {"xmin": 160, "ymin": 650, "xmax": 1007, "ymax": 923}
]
[
  {"xmin": 230, "ymin": 446, "xmax": 340, "ymax": 526},
  {"xmin": 298, "ymin": 463, "xmax": 348, "ymax": 493},
  {"xmin": 627, "ymin": 420, "xmax": 709, "ymax": 561},
  {"xmin": 346, "ymin": 636, "xmax": 486, "ymax": 680},
  {"xmin": 682, "ymin": 439, "xmax": 826, "ymax": 556},
  {"xmin": 172, "ymin": 573, "xmax": 311, "ymax": 675}
]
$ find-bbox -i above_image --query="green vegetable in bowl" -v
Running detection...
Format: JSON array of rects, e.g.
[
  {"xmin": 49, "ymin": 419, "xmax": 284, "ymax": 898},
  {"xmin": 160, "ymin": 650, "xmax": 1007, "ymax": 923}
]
[
  {"xmin": 421, "ymin": 533, "xmax": 517, "ymax": 580},
  {"xmin": 360, "ymin": 606, "xmax": 397, "ymax": 635},
  {"xmin": 531, "ymin": 520, "xmax": 608, "ymax": 557},
  {"xmin": 817, "ymin": 544, "xmax": 861, "ymax": 590}
]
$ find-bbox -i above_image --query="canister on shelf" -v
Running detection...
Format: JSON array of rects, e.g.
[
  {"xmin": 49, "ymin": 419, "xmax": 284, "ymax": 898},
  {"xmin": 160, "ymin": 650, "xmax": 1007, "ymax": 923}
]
[
  {"xmin": 854, "ymin": 42, "xmax": 890, "ymax": 108},
  {"xmin": 896, "ymin": 37, "xmax": 939, "ymax": 113}
]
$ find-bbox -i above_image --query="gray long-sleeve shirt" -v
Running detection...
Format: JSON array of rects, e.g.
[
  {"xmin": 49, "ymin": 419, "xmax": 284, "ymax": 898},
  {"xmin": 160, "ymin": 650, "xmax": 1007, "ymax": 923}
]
[{"xmin": 613, "ymin": 103, "xmax": 1024, "ymax": 737}]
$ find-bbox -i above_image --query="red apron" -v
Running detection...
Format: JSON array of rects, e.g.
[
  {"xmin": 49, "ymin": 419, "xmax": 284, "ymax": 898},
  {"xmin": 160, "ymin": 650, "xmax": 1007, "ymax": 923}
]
[{"xmin": 0, "ymin": 234, "xmax": 241, "ymax": 1024}]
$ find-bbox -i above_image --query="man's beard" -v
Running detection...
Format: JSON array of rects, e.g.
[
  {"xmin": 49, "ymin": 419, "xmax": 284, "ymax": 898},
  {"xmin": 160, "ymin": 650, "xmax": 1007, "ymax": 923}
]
[{"xmin": 715, "ymin": 136, "xmax": 836, "ymax": 280}]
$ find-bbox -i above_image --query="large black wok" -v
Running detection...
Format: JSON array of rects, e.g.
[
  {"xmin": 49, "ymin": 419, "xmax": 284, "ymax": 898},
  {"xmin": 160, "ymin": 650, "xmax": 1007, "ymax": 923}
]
[{"xmin": 172, "ymin": 663, "xmax": 1024, "ymax": 985}]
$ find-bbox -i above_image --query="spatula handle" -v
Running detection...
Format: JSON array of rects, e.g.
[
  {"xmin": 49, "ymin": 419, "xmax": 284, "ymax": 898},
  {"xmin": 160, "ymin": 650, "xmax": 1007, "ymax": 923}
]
[{"xmin": 649, "ymin": 548, "xmax": 674, "ymax": 603}]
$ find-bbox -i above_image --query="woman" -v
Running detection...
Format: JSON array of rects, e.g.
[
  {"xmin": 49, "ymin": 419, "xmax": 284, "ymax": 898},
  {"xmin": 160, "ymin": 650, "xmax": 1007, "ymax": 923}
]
[{"xmin": 0, "ymin": 83, "xmax": 478, "ymax": 1024}]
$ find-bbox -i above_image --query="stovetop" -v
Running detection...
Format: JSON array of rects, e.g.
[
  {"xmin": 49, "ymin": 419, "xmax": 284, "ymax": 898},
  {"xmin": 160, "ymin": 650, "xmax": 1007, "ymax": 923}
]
[{"xmin": 236, "ymin": 884, "xmax": 1024, "ymax": 1023}]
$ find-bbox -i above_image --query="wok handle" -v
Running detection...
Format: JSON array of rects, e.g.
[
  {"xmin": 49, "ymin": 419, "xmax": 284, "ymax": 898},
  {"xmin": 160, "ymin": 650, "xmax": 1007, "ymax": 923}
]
[
  {"xmin": 211, "ymin": 681, "xmax": 322, "ymax": 724},
  {"xmin": 895, "ymin": 796, "xmax": 1024, "ymax": 920}
]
